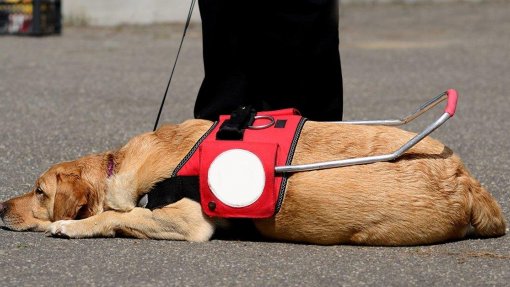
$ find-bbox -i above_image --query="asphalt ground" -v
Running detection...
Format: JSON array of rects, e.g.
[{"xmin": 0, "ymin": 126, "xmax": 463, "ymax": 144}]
[{"xmin": 1, "ymin": 2, "xmax": 509, "ymax": 286}]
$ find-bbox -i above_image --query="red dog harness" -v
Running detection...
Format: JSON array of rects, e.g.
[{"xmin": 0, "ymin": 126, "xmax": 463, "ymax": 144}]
[{"xmin": 146, "ymin": 108, "xmax": 306, "ymax": 218}]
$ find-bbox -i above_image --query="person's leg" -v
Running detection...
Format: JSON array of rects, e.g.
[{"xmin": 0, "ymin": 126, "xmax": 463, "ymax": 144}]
[
  {"xmin": 195, "ymin": 0, "xmax": 343, "ymax": 121},
  {"xmin": 194, "ymin": 0, "xmax": 248, "ymax": 119}
]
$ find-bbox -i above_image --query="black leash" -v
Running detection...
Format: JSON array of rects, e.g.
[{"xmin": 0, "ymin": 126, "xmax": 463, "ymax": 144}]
[{"xmin": 153, "ymin": 0, "xmax": 198, "ymax": 131}]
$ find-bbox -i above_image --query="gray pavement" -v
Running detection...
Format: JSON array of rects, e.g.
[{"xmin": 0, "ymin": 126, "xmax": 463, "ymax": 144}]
[{"xmin": 1, "ymin": 2, "xmax": 510, "ymax": 286}]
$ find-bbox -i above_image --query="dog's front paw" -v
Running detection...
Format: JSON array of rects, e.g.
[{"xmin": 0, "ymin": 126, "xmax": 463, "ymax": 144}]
[{"xmin": 48, "ymin": 220, "xmax": 82, "ymax": 239}]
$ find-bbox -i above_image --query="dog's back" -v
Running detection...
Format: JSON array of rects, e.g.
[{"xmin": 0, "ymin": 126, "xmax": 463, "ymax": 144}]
[{"xmin": 254, "ymin": 121, "xmax": 506, "ymax": 245}]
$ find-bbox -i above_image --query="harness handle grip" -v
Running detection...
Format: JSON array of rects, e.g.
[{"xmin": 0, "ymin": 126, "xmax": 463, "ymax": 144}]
[{"xmin": 445, "ymin": 89, "xmax": 458, "ymax": 117}]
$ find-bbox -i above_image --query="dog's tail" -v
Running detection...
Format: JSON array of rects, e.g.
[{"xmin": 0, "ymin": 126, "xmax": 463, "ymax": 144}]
[{"xmin": 469, "ymin": 183, "xmax": 507, "ymax": 237}]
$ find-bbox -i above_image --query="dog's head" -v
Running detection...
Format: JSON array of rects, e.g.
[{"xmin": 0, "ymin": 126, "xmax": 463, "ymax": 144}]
[{"xmin": 0, "ymin": 155, "xmax": 106, "ymax": 232}]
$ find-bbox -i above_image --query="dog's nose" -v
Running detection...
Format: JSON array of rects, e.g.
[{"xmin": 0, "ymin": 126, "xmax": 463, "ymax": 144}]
[{"xmin": 0, "ymin": 202, "xmax": 6, "ymax": 216}]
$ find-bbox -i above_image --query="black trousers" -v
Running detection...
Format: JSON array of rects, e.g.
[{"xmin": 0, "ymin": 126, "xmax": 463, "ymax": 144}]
[{"xmin": 195, "ymin": 0, "xmax": 343, "ymax": 121}]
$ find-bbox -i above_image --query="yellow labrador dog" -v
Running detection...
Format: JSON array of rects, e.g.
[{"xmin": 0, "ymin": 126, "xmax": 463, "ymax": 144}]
[{"xmin": 0, "ymin": 119, "xmax": 506, "ymax": 245}]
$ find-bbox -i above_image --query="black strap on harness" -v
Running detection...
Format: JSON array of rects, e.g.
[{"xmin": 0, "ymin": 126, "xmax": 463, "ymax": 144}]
[
  {"xmin": 146, "ymin": 176, "xmax": 200, "ymax": 210},
  {"xmin": 146, "ymin": 106, "xmax": 259, "ymax": 210},
  {"xmin": 216, "ymin": 106, "xmax": 256, "ymax": 140},
  {"xmin": 144, "ymin": 122, "xmax": 218, "ymax": 210}
]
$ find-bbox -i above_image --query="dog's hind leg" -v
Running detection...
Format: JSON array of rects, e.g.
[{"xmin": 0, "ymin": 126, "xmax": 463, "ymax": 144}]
[{"xmin": 47, "ymin": 199, "xmax": 215, "ymax": 242}]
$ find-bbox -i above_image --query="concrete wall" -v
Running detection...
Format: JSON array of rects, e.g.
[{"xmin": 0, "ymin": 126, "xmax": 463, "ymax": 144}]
[
  {"xmin": 63, "ymin": 0, "xmax": 201, "ymax": 26},
  {"xmin": 63, "ymin": 0, "xmax": 494, "ymax": 26},
  {"xmin": 342, "ymin": 0, "xmax": 488, "ymax": 3}
]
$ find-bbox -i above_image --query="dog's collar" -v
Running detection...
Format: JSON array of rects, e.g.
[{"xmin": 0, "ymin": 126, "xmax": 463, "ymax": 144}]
[{"xmin": 107, "ymin": 154, "xmax": 115, "ymax": 178}]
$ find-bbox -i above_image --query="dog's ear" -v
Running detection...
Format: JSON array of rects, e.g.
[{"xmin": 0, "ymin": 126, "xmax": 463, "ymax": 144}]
[{"xmin": 52, "ymin": 172, "xmax": 94, "ymax": 220}]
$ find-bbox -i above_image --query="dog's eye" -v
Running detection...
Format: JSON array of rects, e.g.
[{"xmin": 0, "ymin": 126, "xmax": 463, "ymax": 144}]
[{"xmin": 35, "ymin": 187, "xmax": 45, "ymax": 197}]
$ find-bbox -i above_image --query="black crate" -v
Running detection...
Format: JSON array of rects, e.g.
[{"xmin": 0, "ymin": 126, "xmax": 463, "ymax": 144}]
[{"xmin": 0, "ymin": 0, "xmax": 61, "ymax": 35}]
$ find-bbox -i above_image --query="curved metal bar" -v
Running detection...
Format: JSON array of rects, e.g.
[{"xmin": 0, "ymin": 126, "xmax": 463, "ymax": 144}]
[
  {"xmin": 275, "ymin": 113, "xmax": 451, "ymax": 173},
  {"xmin": 330, "ymin": 91, "xmax": 448, "ymax": 126},
  {"xmin": 248, "ymin": 115, "xmax": 275, "ymax": 130}
]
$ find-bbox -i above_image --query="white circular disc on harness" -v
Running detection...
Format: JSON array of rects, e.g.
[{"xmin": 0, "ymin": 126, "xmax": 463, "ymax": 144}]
[{"xmin": 208, "ymin": 149, "xmax": 266, "ymax": 208}]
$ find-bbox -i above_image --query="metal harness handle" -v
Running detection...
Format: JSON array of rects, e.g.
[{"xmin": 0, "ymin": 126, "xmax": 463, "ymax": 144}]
[{"xmin": 275, "ymin": 89, "xmax": 459, "ymax": 173}]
